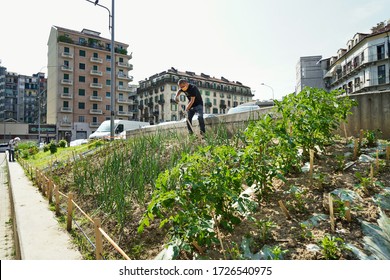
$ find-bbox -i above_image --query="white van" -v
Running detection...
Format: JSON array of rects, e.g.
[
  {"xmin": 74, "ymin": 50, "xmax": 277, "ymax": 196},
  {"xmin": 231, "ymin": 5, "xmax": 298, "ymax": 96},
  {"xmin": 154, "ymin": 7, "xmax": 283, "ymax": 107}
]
[{"xmin": 88, "ymin": 120, "xmax": 149, "ymax": 140}]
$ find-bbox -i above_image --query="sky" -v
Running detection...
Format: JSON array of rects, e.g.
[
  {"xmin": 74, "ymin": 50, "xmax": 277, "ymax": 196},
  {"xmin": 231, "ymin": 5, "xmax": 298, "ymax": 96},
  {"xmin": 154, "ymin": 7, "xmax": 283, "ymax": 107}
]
[{"xmin": 0, "ymin": 0, "xmax": 388, "ymax": 100}]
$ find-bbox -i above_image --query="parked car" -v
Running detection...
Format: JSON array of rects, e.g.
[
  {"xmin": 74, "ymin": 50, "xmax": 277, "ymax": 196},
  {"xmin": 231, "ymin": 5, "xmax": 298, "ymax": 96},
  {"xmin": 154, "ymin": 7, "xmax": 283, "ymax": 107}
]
[
  {"xmin": 0, "ymin": 142, "xmax": 9, "ymax": 153},
  {"xmin": 227, "ymin": 105, "xmax": 260, "ymax": 114}
]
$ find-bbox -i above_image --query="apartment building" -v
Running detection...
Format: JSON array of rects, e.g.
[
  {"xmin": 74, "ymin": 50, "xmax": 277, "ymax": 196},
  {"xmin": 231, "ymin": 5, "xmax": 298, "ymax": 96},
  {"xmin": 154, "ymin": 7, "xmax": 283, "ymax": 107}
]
[
  {"xmin": 137, "ymin": 68, "xmax": 253, "ymax": 124},
  {"xmin": 47, "ymin": 26, "xmax": 133, "ymax": 140},
  {"xmin": 324, "ymin": 23, "xmax": 390, "ymax": 94}
]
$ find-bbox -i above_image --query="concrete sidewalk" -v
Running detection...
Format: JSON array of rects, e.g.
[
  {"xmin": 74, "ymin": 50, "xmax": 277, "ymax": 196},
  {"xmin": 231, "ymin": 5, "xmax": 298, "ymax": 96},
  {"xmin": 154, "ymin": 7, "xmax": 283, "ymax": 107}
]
[{"xmin": 5, "ymin": 153, "xmax": 82, "ymax": 260}]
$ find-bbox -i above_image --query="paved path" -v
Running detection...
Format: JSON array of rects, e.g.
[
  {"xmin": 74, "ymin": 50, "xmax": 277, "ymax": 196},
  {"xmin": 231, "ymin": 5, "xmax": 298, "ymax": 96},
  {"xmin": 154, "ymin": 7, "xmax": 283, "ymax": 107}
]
[
  {"xmin": 2, "ymin": 152, "xmax": 82, "ymax": 260},
  {"xmin": 0, "ymin": 153, "xmax": 14, "ymax": 259}
]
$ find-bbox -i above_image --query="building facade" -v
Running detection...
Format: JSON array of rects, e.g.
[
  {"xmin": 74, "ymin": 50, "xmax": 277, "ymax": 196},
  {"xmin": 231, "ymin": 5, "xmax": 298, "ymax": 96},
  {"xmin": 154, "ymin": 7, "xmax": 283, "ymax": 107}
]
[
  {"xmin": 47, "ymin": 26, "xmax": 133, "ymax": 141},
  {"xmin": 295, "ymin": 55, "xmax": 326, "ymax": 93},
  {"xmin": 324, "ymin": 23, "xmax": 390, "ymax": 94},
  {"xmin": 137, "ymin": 68, "xmax": 253, "ymax": 124}
]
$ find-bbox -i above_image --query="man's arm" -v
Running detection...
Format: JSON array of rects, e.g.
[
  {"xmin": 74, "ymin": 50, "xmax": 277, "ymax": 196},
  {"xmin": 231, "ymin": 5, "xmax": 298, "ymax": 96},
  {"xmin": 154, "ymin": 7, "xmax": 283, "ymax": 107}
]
[
  {"xmin": 175, "ymin": 89, "xmax": 182, "ymax": 103},
  {"xmin": 186, "ymin": 96, "xmax": 195, "ymax": 111}
]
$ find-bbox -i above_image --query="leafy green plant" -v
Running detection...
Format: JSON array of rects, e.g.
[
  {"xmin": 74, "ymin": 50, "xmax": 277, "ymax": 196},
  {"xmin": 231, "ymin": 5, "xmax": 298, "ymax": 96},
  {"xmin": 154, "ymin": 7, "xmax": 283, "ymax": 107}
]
[
  {"xmin": 319, "ymin": 235, "xmax": 349, "ymax": 260},
  {"xmin": 255, "ymin": 219, "xmax": 276, "ymax": 243},
  {"xmin": 48, "ymin": 140, "xmax": 58, "ymax": 154},
  {"xmin": 274, "ymin": 87, "xmax": 357, "ymax": 161},
  {"xmin": 139, "ymin": 145, "xmax": 247, "ymax": 254},
  {"xmin": 285, "ymin": 185, "xmax": 306, "ymax": 212},
  {"xmin": 364, "ymin": 130, "xmax": 381, "ymax": 147},
  {"xmin": 300, "ymin": 223, "xmax": 313, "ymax": 240}
]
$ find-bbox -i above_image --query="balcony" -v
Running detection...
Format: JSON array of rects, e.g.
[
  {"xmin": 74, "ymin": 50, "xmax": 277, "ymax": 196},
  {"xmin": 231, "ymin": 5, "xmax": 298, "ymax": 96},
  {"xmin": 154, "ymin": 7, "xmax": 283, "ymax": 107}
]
[
  {"xmin": 60, "ymin": 121, "xmax": 72, "ymax": 127},
  {"xmin": 90, "ymin": 70, "xmax": 103, "ymax": 76},
  {"xmin": 90, "ymin": 57, "xmax": 103, "ymax": 63},
  {"xmin": 117, "ymin": 61, "xmax": 132, "ymax": 69},
  {"xmin": 117, "ymin": 111, "xmax": 133, "ymax": 117},
  {"xmin": 117, "ymin": 97, "xmax": 133, "ymax": 105},
  {"xmin": 90, "ymin": 83, "xmax": 103, "ymax": 89},
  {"xmin": 90, "ymin": 95, "xmax": 103, "ymax": 102},
  {"xmin": 117, "ymin": 73, "xmax": 132, "ymax": 81},
  {"xmin": 89, "ymin": 122, "xmax": 101, "ymax": 128},
  {"xmin": 89, "ymin": 109, "xmax": 103, "ymax": 115},
  {"xmin": 61, "ymin": 79, "xmax": 73, "ymax": 85},
  {"xmin": 61, "ymin": 52, "xmax": 73, "ymax": 59},
  {"xmin": 117, "ymin": 85, "xmax": 132, "ymax": 92},
  {"xmin": 61, "ymin": 65, "xmax": 73, "ymax": 72},
  {"xmin": 60, "ymin": 92, "xmax": 73, "ymax": 99},
  {"xmin": 61, "ymin": 107, "xmax": 73, "ymax": 113}
]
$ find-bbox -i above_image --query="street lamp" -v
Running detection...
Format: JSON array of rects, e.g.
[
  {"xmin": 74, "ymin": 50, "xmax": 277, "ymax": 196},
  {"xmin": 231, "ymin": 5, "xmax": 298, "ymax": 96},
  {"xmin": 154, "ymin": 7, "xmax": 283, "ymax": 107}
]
[
  {"xmin": 260, "ymin": 83, "xmax": 274, "ymax": 100},
  {"xmin": 86, "ymin": 0, "xmax": 116, "ymax": 140}
]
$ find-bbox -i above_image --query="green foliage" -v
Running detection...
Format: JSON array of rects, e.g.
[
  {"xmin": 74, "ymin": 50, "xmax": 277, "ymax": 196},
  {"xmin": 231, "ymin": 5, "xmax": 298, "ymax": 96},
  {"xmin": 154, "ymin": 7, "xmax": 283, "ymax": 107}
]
[
  {"xmin": 139, "ymin": 145, "xmax": 246, "ymax": 252},
  {"xmin": 274, "ymin": 87, "xmax": 357, "ymax": 159},
  {"xmin": 319, "ymin": 235, "xmax": 349, "ymax": 260},
  {"xmin": 364, "ymin": 129, "xmax": 381, "ymax": 147},
  {"xmin": 255, "ymin": 219, "xmax": 275, "ymax": 243},
  {"xmin": 58, "ymin": 139, "xmax": 67, "ymax": 148},
  {"xmin": 48, "ymin": 140, "xmax": 58, "ymax": 154}
]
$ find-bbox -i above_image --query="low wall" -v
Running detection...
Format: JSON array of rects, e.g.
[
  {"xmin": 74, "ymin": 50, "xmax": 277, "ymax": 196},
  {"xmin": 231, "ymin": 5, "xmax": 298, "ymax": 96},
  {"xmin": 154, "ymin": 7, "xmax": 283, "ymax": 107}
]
[
  {"xmin": 340, "ymin": 91, "xmax": 390, "ymax": 139},
  {"xmin": 127, "ymin": 91, "xmax": 390, "ymax": 140}
]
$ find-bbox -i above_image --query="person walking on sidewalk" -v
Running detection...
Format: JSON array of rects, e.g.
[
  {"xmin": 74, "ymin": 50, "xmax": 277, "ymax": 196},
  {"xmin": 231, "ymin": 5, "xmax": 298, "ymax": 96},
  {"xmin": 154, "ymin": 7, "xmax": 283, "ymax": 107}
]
[{"xmin": 175, "ymin": 79, "xmax": 206, "ymax": 136}]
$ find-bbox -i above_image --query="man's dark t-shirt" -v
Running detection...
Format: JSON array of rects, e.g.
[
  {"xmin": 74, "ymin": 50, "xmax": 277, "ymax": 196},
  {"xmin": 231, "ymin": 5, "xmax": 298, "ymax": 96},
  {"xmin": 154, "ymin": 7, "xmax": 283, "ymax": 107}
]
[{"xmin": 181, "ymin": 84, "xmax": 203, "ymax": 107}]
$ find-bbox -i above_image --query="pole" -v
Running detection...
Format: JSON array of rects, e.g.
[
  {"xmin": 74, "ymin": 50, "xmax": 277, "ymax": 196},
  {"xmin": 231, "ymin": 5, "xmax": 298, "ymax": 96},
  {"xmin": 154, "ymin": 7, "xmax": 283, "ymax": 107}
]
[
  {"xmin": 260, "ymin": 83, "xmax": 274, "ymax": 100},
  {"xmin": 110, "ymin": 0, "xmax": 115, "ymax": 140},
  {"xmin": 86, "ymin": 0, "xmax": 115, "ymax": 140}
]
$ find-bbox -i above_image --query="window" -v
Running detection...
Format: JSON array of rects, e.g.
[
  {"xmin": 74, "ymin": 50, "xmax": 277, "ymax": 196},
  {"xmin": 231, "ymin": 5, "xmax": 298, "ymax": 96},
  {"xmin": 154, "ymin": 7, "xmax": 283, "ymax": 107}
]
[
  {"xmin": 92, "ymin": 104, "xmax": 98, "ymax": 110},
  {"xmin": 79, "ymin": 63, "xmax": 85, "ymax": 70},
  {"xmin": 64, "ymin": 47, "xmax": 70, "ymax": 53},
  {"xmin": 93, "ymin": 52, "xmax": 98, "ymax": 58},
  {"xmin": 93, "ymin": 90, "xmax": 98, "ymax": 96},
  {"xmin": 106, "ymin": 104, "xmax": 110, "ymax": 111},
  {"xmin": 377, "ymin": 45, "xmax": 385, "ymax": 60},
  {"xmin": 171, "ymin": 85, "xmax": 177, "ymax": 91},
  {"xmin": 106, "ymin": 92, "xmax": 111, "ymax": 98},
  {"xmin": 63, "ymin": 101, "xmax": 69, "ymax": 108},
  {"xmin": 79, "ymin": 50, "xmax": 86, "ymax": 57},
  {"xmin": 78, "ymin": 102, "xmax": 85, "ymax": 109},
  {"xmin": 93, "ymin": 65, "xmax": 98, "ymax": 71},
  {"xmin": 93, "ymin": 77, "xmax": 99, "ymax": 84},
  {"xmin": 106, "ymin": 80, "xmax": 111, "ymax": 86},
  {"xmin": 78, "ymin": 116, "xmax": 85, "ymax": 122},
  {"xmin": 78, "ymin": 89, "xmax": 85, "ymax": 96},
  {"xmin": 378, "ymin": 65, "xmax": 386, "ymax": 84},
  {"xmin": 79, "ymin": 76, "xmax": 85, "ymax": 83},
  {"xmin": 63, "ymin": 87, "xmax": 69, "ymax": 94},
  {"xmin": 205, "ymin": 91, "xmax": 210, "ymax": 96}
]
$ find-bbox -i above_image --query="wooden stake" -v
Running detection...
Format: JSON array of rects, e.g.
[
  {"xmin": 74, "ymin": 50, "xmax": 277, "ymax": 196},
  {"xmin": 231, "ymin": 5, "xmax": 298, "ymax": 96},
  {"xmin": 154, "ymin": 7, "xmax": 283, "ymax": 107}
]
[
  {"xmin": 94, "ymin": 218, "xmax": 103, "ymax": 260},
  {"xmin": 343, "ymin": 122, "xmax": 348, "ymax": 143},
  {"xmin": 47, "ymin": 180, "xmax": 53, "ymax": 204},
  {"xmin": 54, "ymin": 185, "xmax": 60, "ymax": 216},
  {"xmin": 370, "ymin": 164, "xmax": 374, "ymax": 185},
  {"xmin": 344, "ymin": 201, "xmax": 351, "ymax": 222},
  {"xmin": 386, "ymin": 146, "xmax": 390, "ymax": 161},
  {"xmin": 328, "ymin": 194, "xmax": 335, "ymax": 232},
  {"xmin": 359, "ymin": 129, "xmax": 364, "ymax": 147},
  {"xmin": 66, "ymin": 192, "xmax": 73, "ymax": 232},
  {"xmin": 278, "ymin": 200, "xmax": 291, "ymax": 219},
  {"xmin": 353, "ymin": 139, "xmax": 359, "ymax": 160},
  {"xmin": 309, "ymin": 149, "xmax": 314, "ymax": 181},
  {"xmin": 376, "ymin": 149, "xmax": 379, "ymax": 170}
]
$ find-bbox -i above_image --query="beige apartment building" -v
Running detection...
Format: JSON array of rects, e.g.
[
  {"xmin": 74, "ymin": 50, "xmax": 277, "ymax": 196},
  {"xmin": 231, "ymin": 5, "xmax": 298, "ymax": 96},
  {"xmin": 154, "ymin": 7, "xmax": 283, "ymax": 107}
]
[
  {"xmin": 47, "ymin": 26, "xmax": 134, "ymax": 140},
  {"xmin": 137, "ymin": 68, "xmax": 253, "ymax": 124}
]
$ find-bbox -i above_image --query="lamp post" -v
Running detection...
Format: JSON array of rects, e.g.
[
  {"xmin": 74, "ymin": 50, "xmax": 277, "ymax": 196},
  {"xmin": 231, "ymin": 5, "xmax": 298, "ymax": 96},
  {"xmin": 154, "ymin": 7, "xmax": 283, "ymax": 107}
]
[
  {"xmin": 86, "ymin": 0, "xmax": 116, "ymax": 140},
  {"xmin": 260, "ymin": 83, "xmax": 274, "ymax": 100}
]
